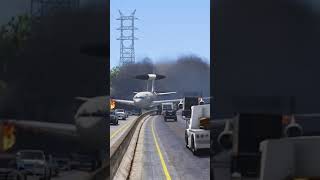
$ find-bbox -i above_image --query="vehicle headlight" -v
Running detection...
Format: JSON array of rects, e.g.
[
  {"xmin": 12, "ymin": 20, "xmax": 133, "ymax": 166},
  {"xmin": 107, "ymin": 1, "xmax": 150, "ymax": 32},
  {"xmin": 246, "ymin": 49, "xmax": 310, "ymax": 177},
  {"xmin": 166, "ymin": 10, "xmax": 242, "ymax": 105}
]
[{"xmin": 200, "ymin": 134, "xmax": 204, "ymax": 138}]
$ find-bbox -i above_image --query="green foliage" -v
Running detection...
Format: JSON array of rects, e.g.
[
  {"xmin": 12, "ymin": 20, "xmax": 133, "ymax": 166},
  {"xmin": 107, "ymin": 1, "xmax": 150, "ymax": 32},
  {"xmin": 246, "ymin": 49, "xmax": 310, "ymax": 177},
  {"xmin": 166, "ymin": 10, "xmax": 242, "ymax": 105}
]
[
  {"xmin": 0, "ymin": 14, "xmax": 32, "ymax": 72},
  {"xmin": 110, "ymin": 66, "xmax": 120, "ymax": 81}
]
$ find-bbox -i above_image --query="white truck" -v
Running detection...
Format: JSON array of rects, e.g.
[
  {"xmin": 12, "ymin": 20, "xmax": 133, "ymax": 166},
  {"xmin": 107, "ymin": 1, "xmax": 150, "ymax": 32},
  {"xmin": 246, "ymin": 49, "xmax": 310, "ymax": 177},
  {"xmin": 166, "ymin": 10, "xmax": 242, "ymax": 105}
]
[{"xmin": 185, "ymin": 104, "xmax": 210, "ymax": 155}]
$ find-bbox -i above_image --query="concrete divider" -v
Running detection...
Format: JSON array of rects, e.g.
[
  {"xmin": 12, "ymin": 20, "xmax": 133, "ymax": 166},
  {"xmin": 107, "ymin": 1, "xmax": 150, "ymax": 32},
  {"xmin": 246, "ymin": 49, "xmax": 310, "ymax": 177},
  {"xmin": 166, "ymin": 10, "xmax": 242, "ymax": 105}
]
[{"xmin": 88, "ymin": 111, "xmax": 155, "ymax": 180}]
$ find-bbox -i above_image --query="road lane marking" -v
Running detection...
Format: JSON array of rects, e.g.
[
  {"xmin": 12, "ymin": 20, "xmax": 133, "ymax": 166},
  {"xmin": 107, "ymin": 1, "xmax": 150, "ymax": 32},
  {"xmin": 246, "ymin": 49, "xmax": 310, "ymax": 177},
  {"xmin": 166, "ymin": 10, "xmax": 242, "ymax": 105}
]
[
  {"xmin": 110, "ymin": 119, "xmax": 133, "ymax": 139},
  {"xmin": 151, "ymin": 117, "xmax": 172, "ymax": 180}
]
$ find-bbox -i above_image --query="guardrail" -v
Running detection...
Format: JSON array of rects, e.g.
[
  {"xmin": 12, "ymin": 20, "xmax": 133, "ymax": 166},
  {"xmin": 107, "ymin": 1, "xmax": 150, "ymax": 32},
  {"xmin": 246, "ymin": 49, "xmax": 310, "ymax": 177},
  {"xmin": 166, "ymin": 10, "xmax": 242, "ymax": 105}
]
[{"xmin": 89, "ymin": 111, "xmax": 155, "ymax": 180}]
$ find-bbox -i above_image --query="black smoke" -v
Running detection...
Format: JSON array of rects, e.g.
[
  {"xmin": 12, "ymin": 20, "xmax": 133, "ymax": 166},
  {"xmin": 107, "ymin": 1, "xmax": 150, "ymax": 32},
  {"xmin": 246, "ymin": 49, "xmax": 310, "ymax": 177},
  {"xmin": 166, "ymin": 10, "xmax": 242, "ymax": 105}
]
[
  {"xmin": 111, "ymin": 55, "xmax": 210, "ymax": 100},
  {"xmin": 0, "ymin": 5, "xmax": 108, "ymax": 123}
]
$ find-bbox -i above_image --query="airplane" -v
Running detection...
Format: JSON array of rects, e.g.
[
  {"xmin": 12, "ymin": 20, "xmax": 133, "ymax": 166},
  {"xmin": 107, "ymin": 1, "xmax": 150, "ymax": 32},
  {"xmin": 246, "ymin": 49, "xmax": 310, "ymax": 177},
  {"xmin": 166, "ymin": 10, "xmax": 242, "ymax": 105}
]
[
  {"xmin": 112, "ymin": 73, "xmax": 184, "ymax": 110},
  {"xmin": 3, "ymin": 96, "xmax": 108, "ymax": 170},
  {"xmin": 0, "ymin": 42, "xmax": 109, "ymax": 170}
]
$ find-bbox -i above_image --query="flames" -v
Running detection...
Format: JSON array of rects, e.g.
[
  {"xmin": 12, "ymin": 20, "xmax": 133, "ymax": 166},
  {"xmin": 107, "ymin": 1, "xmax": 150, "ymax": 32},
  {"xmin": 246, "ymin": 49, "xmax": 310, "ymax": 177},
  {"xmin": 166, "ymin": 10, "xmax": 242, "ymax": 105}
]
[
  {"xmin": 0, "ymin": 122, "xmax": 16, "ymax": 151},
  {"xmin": 110, "ymin": 99, "xmax": 116, "ymax": 110},
  {"xmin": 282, "ymin": 115, "xmax": 291, "ymax": 125}
]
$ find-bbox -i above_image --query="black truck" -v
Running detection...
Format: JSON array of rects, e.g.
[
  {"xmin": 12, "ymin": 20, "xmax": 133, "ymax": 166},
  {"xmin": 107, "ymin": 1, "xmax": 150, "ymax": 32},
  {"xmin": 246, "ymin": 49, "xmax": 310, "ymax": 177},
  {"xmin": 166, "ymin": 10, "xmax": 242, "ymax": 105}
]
[{"xmin": 181, "ymin": 97, "xmax": 199, "ymax": 119}]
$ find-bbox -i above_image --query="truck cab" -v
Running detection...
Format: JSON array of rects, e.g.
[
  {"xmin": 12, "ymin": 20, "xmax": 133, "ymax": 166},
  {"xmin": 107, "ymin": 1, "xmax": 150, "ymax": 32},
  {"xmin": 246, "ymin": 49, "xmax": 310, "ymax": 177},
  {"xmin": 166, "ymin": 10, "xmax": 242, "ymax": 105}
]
[
  {"xmin": 162, "ymin": 103, "xmax": 177, "ymax": 122},
  {"xmin": 185, "ymin": 104, "xmax": 210, "ymax": 155},
  {"xmin": 182, "ymin": 97, "xmax": 200, "ymax": 119}
]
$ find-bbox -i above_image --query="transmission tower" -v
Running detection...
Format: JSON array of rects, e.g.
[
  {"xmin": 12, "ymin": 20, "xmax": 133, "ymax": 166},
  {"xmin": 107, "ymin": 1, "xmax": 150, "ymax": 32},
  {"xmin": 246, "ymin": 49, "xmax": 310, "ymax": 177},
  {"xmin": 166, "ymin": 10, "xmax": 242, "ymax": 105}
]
[
  {"xmin": 117, "ymin": 10, "xmax": 138, "ymax": 66},
  {"xmin": 30, "ymin": 0, "xmax": 79, "ymax": 19}
]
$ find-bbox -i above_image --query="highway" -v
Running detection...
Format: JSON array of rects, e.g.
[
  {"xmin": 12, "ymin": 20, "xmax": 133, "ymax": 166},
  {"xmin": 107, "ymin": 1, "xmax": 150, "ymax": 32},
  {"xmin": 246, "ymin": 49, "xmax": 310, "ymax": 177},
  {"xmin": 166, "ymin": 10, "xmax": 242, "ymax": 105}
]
[
  {"xmin": 25, "ymin": 170, "xmax": 90, "ymax": 180},
  {"xmin": 130, "ymin": 114, "xmax": 210, "ymax": 180},
  {"xmin": 110, "ymin": 115, "xmax": 138, "ymax": 147}
]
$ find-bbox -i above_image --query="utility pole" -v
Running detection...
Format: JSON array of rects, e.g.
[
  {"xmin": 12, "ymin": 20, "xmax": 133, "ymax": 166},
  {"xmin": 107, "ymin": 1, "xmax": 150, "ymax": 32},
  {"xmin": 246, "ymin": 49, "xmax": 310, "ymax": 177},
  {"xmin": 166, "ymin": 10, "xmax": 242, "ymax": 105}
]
[{"xmin": 117, "ymin": 10, "xmax": 138, "ymax": 66}]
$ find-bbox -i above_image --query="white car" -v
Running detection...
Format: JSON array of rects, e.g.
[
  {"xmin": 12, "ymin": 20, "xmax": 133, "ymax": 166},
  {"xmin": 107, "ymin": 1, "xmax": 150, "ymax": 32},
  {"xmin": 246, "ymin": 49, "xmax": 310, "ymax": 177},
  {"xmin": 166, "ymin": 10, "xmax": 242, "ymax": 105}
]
[
  {"xmin": 16, "ymin": 150, "xmax": 51, "ymax": 180},
  {"xmin": 115, "ymin": 109, "xmax": 126, "ymax": 120}
]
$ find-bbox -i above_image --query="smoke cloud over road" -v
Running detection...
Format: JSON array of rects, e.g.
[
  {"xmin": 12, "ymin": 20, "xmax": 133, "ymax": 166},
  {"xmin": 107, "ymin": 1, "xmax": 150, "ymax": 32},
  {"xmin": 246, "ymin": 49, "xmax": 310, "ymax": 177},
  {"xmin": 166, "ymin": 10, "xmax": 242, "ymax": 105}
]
[{"xmin": 111, "ymin": 55, "xmax": 210, "ymax": 100}]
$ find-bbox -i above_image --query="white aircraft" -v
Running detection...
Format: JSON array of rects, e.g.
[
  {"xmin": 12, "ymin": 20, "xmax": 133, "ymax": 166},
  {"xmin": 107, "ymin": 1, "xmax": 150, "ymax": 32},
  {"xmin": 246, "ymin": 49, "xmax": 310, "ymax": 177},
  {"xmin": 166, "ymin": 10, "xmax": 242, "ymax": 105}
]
[{"xmin": 112, "ymin": 74, "xmax": 183, "ymax": 109}]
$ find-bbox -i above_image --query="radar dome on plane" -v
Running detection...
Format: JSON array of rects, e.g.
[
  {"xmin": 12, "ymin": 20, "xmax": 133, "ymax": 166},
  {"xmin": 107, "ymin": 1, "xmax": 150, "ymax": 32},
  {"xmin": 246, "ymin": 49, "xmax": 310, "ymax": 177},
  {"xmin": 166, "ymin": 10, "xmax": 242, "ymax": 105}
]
[{"xmin": 135, "ymin": 74, "xmax": 166, "ymax": 80}]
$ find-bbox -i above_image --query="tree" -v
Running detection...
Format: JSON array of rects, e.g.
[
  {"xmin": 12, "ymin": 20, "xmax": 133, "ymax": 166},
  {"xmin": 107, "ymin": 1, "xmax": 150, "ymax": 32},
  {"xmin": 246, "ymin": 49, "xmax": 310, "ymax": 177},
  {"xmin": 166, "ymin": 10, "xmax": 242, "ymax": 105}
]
[
  {"xmin": 110, "ymin": 66, "xmax": 120, "ymax": 83},
  {"xmin": 0, "ymin": 14, "xmax": 32, "ymax": 73}
]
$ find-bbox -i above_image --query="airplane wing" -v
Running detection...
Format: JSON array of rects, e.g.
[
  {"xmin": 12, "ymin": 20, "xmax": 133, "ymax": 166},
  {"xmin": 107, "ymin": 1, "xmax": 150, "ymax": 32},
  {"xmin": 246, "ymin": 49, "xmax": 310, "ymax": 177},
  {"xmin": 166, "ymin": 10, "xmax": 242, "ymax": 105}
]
[
  {"xmin": 152, "ymin": 99, "xmax": 182, "ymax": 106},
  {"xmin": 156, "ymin": 92, "xmax": 176, "ymax": 96},
  {"xmin": 6, "ymin": 120, "xmax": 78, "ymax": 137},
  {"xmin": 113, "ymin": 99, "xmax": 135, "ymax": 106}
]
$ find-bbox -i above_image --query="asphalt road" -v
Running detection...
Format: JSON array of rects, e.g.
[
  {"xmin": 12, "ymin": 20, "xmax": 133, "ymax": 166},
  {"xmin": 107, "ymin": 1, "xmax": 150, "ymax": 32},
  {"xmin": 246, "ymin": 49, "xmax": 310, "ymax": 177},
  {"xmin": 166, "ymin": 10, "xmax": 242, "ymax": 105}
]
[
  {"xmin": 110, "ymin": 115, "xmax": 138, "ymax": 147},
  {"xmin": 134, "ymin": 114, "xmax": 210, "ymax": 180}
]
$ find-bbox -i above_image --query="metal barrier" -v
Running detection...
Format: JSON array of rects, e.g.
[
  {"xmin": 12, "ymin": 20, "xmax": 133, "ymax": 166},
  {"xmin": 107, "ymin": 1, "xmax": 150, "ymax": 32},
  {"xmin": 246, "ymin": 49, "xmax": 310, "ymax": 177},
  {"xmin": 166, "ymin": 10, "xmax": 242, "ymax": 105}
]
[{"xmin": 89, "ymin": 111, "xmax": 155, "ymax": 180}]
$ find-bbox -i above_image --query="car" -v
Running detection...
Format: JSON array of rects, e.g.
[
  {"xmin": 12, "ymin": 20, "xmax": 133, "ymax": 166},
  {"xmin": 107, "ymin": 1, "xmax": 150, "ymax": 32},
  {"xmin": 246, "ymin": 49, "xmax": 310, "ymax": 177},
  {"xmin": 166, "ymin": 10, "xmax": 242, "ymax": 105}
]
[
  {"xmin": 162, "ymin": 103, "xmax": 177, "ymax": 122},
  {"xmin": 131, "ymin": 110, "xmax": 140, "ymax": 116},
  {"xmin": 110, "ymin": 110, "xmax": 119, "ymax": 125},
  {"xmin": 47, "ymin": 156, "xmax": 59, "ymax": 177},
  {"xmin": 16, "ymin": 150, "xmax": 51, "ymax": 180},
  {"xmin": 55, "ymin": 158, "xmax": 71, "ymax": 171},
  {"xmin": 115, "ymin": 109, "xmax": 126, "ymax": 120},
  {"xmin": 127, "ymin": 111, "xmax": 133, "ymax": 116}
]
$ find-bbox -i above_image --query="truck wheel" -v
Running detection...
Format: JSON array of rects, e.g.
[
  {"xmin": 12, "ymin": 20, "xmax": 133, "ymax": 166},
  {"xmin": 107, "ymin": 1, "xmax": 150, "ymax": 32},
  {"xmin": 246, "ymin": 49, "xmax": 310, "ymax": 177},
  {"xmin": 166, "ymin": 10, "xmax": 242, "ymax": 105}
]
[
  {"xmin": 164, "ymin": 118, "xmax": 167, "ymax": 122},
  {"xmin": 191, "ymin": 135, "xmax": 198, "ymax": 155},
  {"xmin": 174, "ymin": 117, "xmax": 177, "ymax": 121}
]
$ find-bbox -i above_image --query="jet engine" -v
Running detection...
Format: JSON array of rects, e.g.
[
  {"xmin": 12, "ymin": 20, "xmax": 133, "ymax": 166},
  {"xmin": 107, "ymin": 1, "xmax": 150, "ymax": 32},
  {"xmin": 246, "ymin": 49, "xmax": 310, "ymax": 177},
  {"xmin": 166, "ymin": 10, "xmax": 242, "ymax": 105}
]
[
  {"xmin": 284, "ymin": 116, "xmax": 303, "ymax": 137},
  {"xmin": 218, "ymin": 120, "xmax": 233, "ymax": 150}
]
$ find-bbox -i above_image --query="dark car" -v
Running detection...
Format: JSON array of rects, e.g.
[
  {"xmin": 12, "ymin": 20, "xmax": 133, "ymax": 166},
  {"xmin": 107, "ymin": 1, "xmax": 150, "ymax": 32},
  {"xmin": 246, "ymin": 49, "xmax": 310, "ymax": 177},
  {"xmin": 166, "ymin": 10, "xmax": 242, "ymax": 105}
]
[
  {"xmin": 47, "ymin": 156, "xmax": 59, "ymax": 177},
  {"xmin": 110, "ymin": 110, "xmax": 119, "ymax": 125},
  {"xmin": 162, "ymin": 103, "xmax": 177, "ymax": 122}
]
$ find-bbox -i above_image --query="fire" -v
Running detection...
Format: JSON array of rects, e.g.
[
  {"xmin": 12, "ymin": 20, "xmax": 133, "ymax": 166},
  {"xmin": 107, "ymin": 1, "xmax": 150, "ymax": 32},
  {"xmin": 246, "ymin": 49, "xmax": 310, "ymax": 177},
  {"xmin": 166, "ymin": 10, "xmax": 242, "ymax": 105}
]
[
  {"xmin": 1, "ymin": 122, "xmax": 16, "ymax": 151},
  {"xmin": 282, "ymin": 115, "xmax": 291, "ymax": 125},
  {"xmin": 110, "ymin": 99, "xmax": 116, "ymax": 110}
]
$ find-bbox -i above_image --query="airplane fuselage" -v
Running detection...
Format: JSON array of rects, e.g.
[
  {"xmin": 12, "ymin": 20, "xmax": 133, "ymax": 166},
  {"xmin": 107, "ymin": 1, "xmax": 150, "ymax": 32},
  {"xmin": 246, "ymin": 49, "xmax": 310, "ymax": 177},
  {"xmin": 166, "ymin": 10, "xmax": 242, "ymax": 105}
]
[{"xmin": 133, "ymin": 91, "xmax": 156, "ymax": 109}]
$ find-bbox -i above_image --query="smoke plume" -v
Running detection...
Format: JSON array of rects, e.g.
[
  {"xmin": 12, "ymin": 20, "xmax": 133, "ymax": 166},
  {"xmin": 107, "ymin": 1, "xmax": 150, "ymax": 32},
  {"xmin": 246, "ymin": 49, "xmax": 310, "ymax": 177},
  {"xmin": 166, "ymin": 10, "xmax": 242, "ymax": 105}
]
[{"xmin": 111, "ymin": 55, "xmax": 210, "ymax": 100}]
